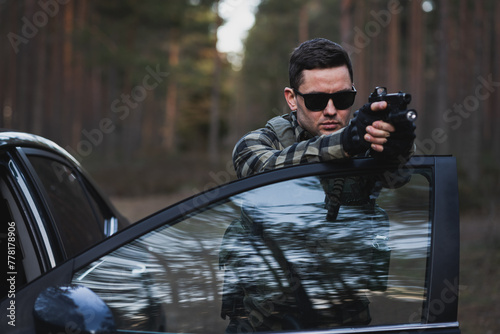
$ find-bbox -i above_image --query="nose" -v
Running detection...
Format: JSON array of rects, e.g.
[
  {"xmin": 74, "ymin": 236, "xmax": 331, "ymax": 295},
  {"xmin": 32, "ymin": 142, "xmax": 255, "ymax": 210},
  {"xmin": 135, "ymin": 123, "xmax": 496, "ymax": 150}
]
[{"xmin": 323, "ymin": 98, "xmax": 337, "ymax": 116}]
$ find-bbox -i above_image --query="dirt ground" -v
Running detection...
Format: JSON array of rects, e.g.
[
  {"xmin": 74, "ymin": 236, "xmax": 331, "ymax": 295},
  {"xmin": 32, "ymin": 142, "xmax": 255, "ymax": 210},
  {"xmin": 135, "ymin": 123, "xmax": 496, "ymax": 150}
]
[
  {"xmin": 111, "ymin": 193, "xmax": 191, "ymax": 223},
  {"xmin": 111, "ymin": 196, "xmax": 500, "ymax": 334},
  {"xmin": 458, "ymin": 213, "xmax": 500, "ymax": 333}
]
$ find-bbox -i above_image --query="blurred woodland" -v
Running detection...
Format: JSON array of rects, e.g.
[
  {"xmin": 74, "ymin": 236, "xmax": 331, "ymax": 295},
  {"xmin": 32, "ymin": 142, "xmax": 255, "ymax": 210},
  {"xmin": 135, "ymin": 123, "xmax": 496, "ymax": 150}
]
[
  {"xmin": 2, "ymin": 2, "xmax": 500, "ymax": 332},
  {"xmin": 1, "ymin": 0, "xmax": 499, "ymax": 210}
]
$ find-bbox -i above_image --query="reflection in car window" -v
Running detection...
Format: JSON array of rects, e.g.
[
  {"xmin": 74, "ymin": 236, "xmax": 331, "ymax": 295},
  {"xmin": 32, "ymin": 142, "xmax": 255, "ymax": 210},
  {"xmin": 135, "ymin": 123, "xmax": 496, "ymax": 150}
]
[
  {"xmin": 73, "ymin": 168, "xmax": 432, "ymax": 333},
  {"xmin": 28, "ymin": 156, "xmax": 104, "ymax": 258}
]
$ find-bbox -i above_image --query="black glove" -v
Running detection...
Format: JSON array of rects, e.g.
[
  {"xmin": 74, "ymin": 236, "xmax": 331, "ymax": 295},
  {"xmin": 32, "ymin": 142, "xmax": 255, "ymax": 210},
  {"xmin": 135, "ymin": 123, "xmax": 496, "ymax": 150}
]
[
  {"xmin": 371, "ymin": 113, "xmax": 416, "ymax": 160},
  {"xmin": 341, "ymin": 103, "xmax": 380, "ymax": 157}
]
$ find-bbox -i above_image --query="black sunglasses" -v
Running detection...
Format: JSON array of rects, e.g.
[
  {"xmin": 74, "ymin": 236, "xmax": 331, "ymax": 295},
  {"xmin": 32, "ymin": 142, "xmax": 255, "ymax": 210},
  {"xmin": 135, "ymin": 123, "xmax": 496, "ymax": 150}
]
[{"xmin": 294, "ymin": 88, "xmax": 357, "ymax": 111}]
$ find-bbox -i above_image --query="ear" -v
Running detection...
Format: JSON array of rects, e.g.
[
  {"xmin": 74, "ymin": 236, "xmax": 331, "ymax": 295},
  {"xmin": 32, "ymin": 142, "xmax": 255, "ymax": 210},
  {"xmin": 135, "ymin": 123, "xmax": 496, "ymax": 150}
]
[{"xmin": 284, "ymin": 87, "xmax": 298, "ymax": 111}]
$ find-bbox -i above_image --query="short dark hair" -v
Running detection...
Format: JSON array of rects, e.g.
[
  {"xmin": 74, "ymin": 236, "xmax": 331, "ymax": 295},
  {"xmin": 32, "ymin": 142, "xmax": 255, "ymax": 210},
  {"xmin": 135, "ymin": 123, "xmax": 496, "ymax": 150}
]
[{"xmin": 289, "ymin": 38, "xmax": 353, "ymax": 89}]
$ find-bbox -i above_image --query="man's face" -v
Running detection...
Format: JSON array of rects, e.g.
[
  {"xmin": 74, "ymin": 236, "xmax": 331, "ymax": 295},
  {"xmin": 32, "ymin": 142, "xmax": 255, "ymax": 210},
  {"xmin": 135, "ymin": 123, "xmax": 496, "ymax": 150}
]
[{"xmin": 285, "ymin": 66, "xmax": 354, "ymax": 137}]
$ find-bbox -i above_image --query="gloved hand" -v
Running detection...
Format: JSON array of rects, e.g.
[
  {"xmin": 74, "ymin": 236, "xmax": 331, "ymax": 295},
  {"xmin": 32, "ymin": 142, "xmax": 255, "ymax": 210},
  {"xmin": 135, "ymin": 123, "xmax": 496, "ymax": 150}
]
[
  {"xmin": 341, "ymin": 103, "xmax": 380, "ymax": 157},
  {"xmin": 371, "ymin": 117, "xmax": 416, "ymax": 160}
]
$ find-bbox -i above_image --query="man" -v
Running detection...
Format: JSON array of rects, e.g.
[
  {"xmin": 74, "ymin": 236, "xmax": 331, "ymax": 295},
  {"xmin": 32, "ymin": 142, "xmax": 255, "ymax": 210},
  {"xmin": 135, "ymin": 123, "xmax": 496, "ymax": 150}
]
[
  {"xmin": 232, "ymin": 38, "xmax": 415, "ymax": 179},
  {"xmin": 221, "ymin": 38, "xmax": 415, "ymax": 332}
]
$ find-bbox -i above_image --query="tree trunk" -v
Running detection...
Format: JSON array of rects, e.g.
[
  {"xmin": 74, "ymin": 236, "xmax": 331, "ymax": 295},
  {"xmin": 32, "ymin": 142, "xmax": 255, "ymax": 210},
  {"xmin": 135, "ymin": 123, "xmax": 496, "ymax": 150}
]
[
  {"xmin": 387, "ymin": 4, "xmax": 400, "ymax": 90},
  {"xmin": 3, "ymin": 1, "xmax": 19, "ymax": 129},
  {"xmin": 71, "ymin": 1, "xmax": 87, "ymax": 148},
  {"xmin": 209, "ymin": 1, "xmax": 222, "ymax": 166},
  {"xmin": 466, "ymin": 0, "xmax": 485, "ymax": 183},
  {"xmin": 494, "ymin": 1, "xmax": 500, "ymax": 164},
  {"xmin": 340, "ymin": 0, "xmax": 354, "ymax": 45},
  {"xmin": 435, "ymin": 0, "xmax": 450, "ymax": 155},
  {"xmin": 162, "ymin": 30, "xmax": 180, "ymax": 152},
  {"xmin": 32, "ymin": 25, "xmax": 46, "ymax": 135},
  {"xmin": 353, "ymin": 1, "xmax": 368, "ymax": 103},
  {"xmin": 409, "ymin": 0, "xmax": 424, "ymax": 142},
  {"xmin": 62, "ymin": 0, "xmax": 74, "ymax": 145},
  {"xmin": 299, "ymin": 3, "xmax": 309, "ymax": 42}
]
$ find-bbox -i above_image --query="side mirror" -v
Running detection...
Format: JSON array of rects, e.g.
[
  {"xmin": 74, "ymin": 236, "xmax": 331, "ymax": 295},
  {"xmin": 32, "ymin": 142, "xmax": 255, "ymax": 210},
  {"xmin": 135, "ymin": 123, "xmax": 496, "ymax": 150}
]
[{"xmin": 33, "ymin": 285, "xmax": 116, "ymax": 334}]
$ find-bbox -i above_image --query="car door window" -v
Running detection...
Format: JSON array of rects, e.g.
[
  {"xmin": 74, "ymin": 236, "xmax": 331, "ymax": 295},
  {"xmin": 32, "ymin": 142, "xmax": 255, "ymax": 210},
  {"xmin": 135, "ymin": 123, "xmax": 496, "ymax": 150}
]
[
  {"xmin": 72, "ymin": 167, "xmax": 432, "ymax": 333},
  {"xmin": 27, "ymin": 156, "xmax": 104, "ymax": 258}
]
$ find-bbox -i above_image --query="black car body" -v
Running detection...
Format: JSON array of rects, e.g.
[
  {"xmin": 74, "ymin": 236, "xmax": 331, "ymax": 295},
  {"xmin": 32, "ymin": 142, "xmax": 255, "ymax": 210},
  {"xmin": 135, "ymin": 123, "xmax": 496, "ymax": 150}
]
[
  {"xmin": 1, "ymin": 133, "xmax": 460, "ymax": 334},
  {"xmin": 0, "ymin": 131, "xmax": 128, "ymax": 297}
]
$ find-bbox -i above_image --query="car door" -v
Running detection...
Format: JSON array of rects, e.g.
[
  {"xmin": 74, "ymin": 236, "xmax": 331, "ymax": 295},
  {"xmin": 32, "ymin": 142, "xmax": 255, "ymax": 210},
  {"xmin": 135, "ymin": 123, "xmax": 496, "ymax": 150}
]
[
  {"xmin": 1, "ymin": 156, "xmax": 460, "ymax": 334},
  {"xmin": 0, "ymin": 145, "xmax": 127, "ymax": 300},
  {"xmin": 16, "ymin": 148, "xmax": 124, "ymax": 257}
]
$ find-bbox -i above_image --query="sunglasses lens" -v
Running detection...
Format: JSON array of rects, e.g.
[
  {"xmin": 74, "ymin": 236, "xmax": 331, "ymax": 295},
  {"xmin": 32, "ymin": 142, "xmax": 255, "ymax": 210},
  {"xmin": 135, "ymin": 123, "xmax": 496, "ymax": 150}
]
[
  {"xmin": 303, "ymin": 91, "xmax": 356, "ymax": 111},
  {"xmin": 333, "ymin": 92, "xmax": 356, "ymax": 110},
  {"xmin": 304, "ymin": 94, "xmax": 329, "ymax": 111}
]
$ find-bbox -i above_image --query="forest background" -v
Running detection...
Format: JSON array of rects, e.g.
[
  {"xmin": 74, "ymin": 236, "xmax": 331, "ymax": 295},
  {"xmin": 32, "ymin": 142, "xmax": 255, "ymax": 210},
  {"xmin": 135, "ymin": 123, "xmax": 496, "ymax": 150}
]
[{"xmin": 1, "ymin": 0, "xmax": 499, "ymax": 332}]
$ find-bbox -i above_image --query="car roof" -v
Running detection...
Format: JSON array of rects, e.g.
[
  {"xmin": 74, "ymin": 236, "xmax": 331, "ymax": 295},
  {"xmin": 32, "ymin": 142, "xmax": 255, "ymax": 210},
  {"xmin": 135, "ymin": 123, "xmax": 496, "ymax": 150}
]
[{"xmin": 0, "ymin": 130, "xmax": 80, "ymax": 167}]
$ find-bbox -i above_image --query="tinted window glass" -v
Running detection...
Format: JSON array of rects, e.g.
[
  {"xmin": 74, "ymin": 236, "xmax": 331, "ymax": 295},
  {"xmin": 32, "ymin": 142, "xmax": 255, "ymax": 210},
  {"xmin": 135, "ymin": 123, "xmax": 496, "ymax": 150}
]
[
  {"xmin": 73, "ymin": 168, "xmax": 432, "ymax": 333},
  {"xmin": 28, "ymin": 156, "xmax": 104, "ymax": 258}
]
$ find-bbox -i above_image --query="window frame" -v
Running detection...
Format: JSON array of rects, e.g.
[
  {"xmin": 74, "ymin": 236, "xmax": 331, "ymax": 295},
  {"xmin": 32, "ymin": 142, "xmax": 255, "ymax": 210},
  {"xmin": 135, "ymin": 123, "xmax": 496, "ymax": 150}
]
[
  {"xmin": 14, "ymin": 147, "xmax": 122, "ymax": 259},
  {"xmin": 1, "ymin": 151, "xmax": 62, "ymax": 269}
]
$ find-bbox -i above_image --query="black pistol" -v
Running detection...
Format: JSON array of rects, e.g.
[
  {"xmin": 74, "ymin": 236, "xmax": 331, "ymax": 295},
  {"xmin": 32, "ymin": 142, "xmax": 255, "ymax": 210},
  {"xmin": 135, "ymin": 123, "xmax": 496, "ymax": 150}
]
[{"xmin": 368, "ymin": 87, "xmax": 417, "ymax": 124}]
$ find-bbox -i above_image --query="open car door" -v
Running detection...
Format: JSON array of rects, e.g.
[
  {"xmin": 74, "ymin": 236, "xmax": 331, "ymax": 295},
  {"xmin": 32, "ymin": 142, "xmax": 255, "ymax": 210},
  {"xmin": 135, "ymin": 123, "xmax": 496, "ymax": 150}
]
[{"xmin": 2, "ymin": 156, "xmax": 460, "ymax": 334}]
